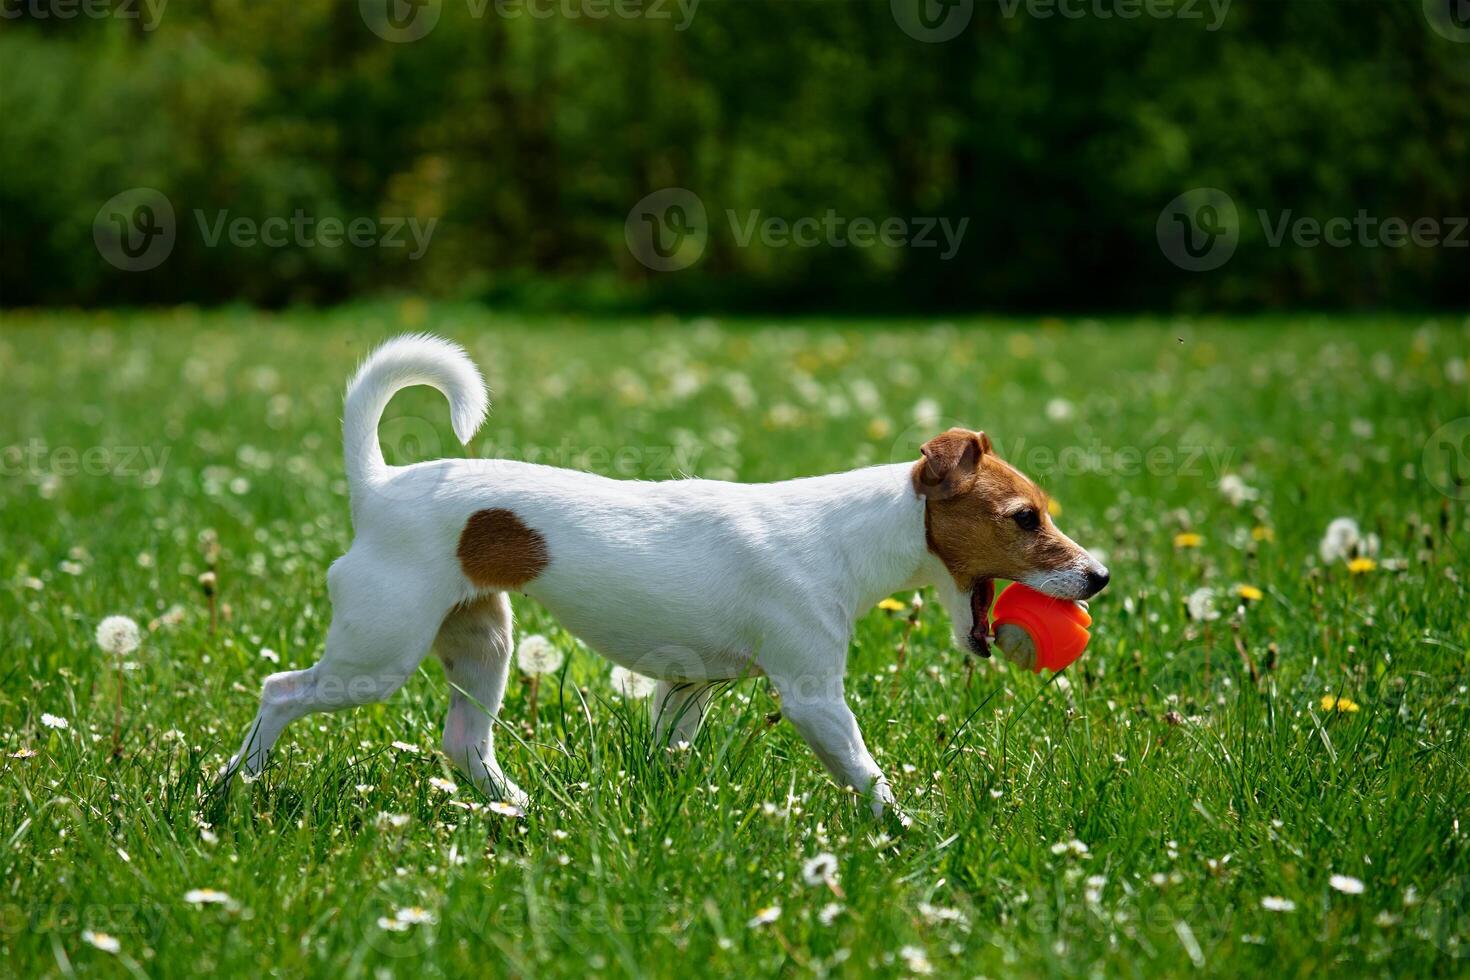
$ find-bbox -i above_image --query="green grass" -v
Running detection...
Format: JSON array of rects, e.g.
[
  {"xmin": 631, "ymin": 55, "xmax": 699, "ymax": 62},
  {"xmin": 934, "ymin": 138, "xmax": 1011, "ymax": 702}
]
[{"xmin": 2, "ymin": 306, "xmax": 1469, "ymax": 978}]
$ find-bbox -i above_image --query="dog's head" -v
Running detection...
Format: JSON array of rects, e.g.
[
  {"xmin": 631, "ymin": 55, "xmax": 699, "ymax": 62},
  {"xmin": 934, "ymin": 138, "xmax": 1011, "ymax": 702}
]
[{"xmin": 913, "ymin": 428, "xmax": 1109, "ymax": 657}]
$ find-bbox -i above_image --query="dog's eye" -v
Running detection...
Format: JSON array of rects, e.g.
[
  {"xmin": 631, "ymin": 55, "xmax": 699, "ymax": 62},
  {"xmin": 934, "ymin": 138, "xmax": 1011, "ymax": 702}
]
[{"xmin": 1012, "ymin": 508, "xmax": 1041, "ymax": 532}]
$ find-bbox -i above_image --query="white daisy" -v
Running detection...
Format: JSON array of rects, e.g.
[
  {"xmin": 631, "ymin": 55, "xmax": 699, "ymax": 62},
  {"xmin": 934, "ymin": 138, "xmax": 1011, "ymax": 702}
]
[
  {"xmin": 41, "ymin": 713, "xmax": 69, "ymax": 730},
  {"xmin": 899, "ymin": 944, "xmax": 934, "ymax": 974},
  {"xmin": 817, "ymin": 902, "xmax": 844, "ymax": 926},
  {"xmin": 917, "ymin": 902, "xmax": 966, "ymax": 925},
  {"xmin": 82, "ymin": 930, "xmax": 121, "ymax": 954},
  {"xmin": 1329, "ymin": 874, "xmax": 1365, "ymax": 895},
  {"xmin": 488, "ymin": 800, "xmax": 525, "ymax": 818},
  {"xmin": 801, "ymin": 852, "xmax": 839, "ymax": 887},
  {"xmin": 428, "ymin": 777, "xmax": 457, "ymax": 794},
  {"xmin": 515, "ymin": 634, "xmax": 564, "ymax": 676},
  {"xmin": 1260, "ymin": 896, "xmax": 1296, "ymax": 912},
  {"xmin": 183, "ymin": 888, "xmax": 233, "ymax": 906},
  {"xmin": 747, "ymin": 905, "xmax": 781, "ymax": 928}
]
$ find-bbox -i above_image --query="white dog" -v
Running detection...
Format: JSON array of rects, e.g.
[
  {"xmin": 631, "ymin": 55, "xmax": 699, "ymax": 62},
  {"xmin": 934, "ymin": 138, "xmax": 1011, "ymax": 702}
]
[{"xmin": 228, "ymin": 334, "xmax": 1108, "ymax": 813}]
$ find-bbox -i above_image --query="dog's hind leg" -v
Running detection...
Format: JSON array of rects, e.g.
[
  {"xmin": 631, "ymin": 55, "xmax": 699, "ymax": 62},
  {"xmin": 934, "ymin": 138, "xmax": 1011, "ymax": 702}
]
[
  {"xmin": 226, "ymin": 556, "xmax": 446, "ymax": 783},
  {"xmin": 652, "ymin": 681, "xmax": 716, "ymax": 748},
  {"xmin": 434, "ymin": 592, "xmax": 527, "ymax": 806}
]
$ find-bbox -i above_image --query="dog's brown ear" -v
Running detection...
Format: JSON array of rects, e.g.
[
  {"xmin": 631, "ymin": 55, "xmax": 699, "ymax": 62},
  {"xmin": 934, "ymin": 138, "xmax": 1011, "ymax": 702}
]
[{"xmin": 915, "ymin": 428, "xmax": 987, "ymax": 497}]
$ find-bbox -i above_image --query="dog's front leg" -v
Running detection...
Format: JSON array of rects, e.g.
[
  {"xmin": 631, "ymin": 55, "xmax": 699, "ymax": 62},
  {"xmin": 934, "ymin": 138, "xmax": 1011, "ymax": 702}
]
[
  {"xmin": 770, "ymin": 670, "xmax": 893, "ymax": 817},
  {"xmin": 652, "ymin": 680, "xmax": 715, "ymax": 748}
]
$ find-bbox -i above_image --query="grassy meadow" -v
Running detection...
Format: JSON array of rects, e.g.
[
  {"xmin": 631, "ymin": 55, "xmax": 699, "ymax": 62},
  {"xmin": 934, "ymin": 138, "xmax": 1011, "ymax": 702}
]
[{"xmin": 2, "ymin": 306, "xmax": 1469, "ymax": 977}]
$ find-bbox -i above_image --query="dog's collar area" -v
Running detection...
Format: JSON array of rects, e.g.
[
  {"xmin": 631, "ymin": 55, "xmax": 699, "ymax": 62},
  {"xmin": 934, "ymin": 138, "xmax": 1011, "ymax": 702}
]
[{"xmin": 968, "ymin": 578, "xmax": 995, "ymax": 658}]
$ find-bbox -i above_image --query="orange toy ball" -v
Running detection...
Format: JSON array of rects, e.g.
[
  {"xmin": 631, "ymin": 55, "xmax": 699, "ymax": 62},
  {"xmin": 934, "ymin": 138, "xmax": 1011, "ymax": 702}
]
[{"xmin": 991, "ymin": 582, "xmax": 1092, "ymax": 673}]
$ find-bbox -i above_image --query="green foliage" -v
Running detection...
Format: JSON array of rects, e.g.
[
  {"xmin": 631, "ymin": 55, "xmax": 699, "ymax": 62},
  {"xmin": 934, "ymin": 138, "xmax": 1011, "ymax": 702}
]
[
  {"xmin": 1, "ymin": 308, "xmax": 1468, "ymax": 975},
  {"xmin": 2, "ymin": 2, "xmax": 1466, "ymax": 310}
]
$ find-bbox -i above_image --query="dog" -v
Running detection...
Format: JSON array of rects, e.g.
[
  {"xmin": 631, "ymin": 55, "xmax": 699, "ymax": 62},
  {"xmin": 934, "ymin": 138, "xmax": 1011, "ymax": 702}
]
[{"xmin": 227, "ymin": 334, "xmax": 1109, "ymax": 814}]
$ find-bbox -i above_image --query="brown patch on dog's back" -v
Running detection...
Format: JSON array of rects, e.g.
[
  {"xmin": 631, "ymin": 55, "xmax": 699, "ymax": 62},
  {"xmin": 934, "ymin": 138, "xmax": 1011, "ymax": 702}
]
[{"xmin": 457, "ymin": 508, "xmax": 549, "ymax": 589}]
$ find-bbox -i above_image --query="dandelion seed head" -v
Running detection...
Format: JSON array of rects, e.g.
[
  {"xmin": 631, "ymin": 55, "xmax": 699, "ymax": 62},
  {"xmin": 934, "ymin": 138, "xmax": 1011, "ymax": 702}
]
[
  {"xmin": 516, "ymin": 634, "xmax": 564, "ymax": 676},
  {"xmin": 95, "ymin": 615, "xmax": 141, "ymax": 656},
  {"xmin": 610, "ymin": 665, "xmax": 657, "ymax": 700}
]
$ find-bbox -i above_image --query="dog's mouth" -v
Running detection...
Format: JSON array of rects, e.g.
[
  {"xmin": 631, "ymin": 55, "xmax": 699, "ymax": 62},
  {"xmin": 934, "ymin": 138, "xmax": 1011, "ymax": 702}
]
[{"xmin": 967, "ymin": 578, "xmax": 994, "ymax": 657}]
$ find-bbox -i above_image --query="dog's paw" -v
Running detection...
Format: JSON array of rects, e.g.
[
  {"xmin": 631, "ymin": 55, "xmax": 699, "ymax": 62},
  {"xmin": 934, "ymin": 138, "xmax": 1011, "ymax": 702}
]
[
  {"xmin": 867, "ymin": 777, "xmax": 898, "ymax": 819},
  {"xmin": 494, "ymin": 778, "xmax": 531, "ymax": 810}
]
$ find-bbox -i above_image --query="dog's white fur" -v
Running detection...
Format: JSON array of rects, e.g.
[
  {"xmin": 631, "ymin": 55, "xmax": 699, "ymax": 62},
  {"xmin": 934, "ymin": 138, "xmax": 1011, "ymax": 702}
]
[{"xmin": 228, "ymin": 334, "xmax": 1105, "ymax": 814}]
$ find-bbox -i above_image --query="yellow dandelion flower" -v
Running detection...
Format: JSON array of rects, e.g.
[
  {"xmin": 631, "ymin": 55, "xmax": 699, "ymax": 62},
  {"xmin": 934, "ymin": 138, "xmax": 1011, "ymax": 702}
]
[
  {"xmin": 1251, "ymin": 526, "xmax": 1274, "ymax": 542},
  {"xmin": 1319, "ymin": 695, "xmax": 1361, "ymax": 714},
  {"xmin": 1235, "ymin": 584, "xmax": 1264, "ymax": 602},
  {"xmin": 877, "ymin": 598, "xmax": 906, "ymax": 612},
  {"xmin": 1047, "ymin": 498, "xmax": 1062, "ymax": 517},
  {"xmin": 1173, "ymin": 532, "xmax": 1203, "ymax": 549},
  {"xmin": 1347, "ymin": 557, "xmax": 1376, "ymax": 574}
]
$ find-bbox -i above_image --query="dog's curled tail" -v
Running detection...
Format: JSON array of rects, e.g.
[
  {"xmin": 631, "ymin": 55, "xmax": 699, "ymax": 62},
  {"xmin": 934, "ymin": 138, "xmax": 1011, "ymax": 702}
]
[{"xmin": 342, "ymin": 333, "xmax": 489, "ymax": 492}]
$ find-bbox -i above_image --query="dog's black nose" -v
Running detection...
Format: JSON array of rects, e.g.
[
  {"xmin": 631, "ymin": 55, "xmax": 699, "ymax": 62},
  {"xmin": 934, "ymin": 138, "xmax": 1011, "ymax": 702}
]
[{"xmin": 1085, "ymin": 567, "xmax": 1110, "ymax": 595}]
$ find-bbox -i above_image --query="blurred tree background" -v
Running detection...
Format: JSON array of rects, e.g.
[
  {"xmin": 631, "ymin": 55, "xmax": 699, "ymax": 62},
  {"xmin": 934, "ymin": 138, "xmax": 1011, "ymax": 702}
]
[{"xmin": 2, "ymin": 0, "xmax": 1467, "ymax": 312}]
